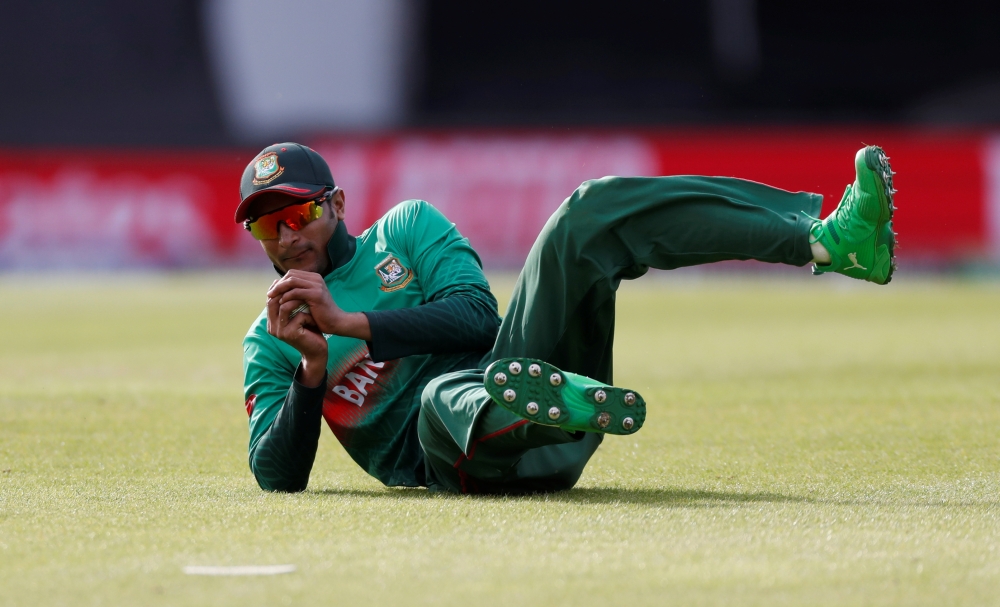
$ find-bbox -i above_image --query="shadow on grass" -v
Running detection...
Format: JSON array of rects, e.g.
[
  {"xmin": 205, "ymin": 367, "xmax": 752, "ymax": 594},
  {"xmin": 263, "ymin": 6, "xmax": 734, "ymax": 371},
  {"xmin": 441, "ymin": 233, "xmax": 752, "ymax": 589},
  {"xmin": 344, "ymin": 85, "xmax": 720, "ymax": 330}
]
[
  {"xmin": 310, "ymin": 486, "xmax": 813, "ymax": 507},
  {"xmin": 540, "ymin": 487, "xmax": 812, "ymax": 507}
]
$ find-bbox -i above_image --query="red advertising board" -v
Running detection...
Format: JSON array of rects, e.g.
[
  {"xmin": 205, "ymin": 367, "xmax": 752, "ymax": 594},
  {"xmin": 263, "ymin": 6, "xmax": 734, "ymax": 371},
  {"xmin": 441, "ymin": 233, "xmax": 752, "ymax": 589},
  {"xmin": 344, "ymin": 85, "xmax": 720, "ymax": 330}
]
[
  {"xmin": 644, "ymin": 130, "xmax": 986, "ymax": 259},
  {"xmin": 0, "ymin": 149, "xmax": 254, "ymax": 268},
  {"xmin": 0, "ymin": 130, "xmax": 992, "ymax": 269}
]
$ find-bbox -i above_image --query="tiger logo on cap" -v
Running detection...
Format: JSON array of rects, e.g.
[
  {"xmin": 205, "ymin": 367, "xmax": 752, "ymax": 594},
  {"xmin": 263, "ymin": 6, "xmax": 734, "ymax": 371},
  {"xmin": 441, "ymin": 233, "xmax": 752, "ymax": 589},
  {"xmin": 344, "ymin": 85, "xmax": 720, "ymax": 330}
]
[{"xmin": 252, "ymin": 152, "xmax": 284, "ymax": 185}]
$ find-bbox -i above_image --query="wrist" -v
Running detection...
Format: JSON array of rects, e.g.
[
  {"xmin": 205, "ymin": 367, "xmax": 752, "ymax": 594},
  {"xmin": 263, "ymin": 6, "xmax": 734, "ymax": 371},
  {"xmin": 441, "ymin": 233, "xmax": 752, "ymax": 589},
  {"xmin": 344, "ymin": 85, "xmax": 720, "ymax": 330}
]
[
  {"xmin": 297, "ymin": 354, "xmax": 327, "ymax": 388},
  {"xmin": 320, "ymin": 309, "xmax": 369, "ymax": 341},
  {"xmin": 335, "ymin": 311, "xmax": 372, "ymax": 341}
]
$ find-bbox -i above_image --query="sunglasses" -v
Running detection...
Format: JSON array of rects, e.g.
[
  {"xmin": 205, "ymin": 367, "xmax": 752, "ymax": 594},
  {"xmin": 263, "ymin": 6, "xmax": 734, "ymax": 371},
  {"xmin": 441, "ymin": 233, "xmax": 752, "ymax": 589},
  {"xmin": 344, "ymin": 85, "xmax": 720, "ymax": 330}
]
[{"xmin": 244, "ymin": 190, "xmax": 333, "ymax": 240}]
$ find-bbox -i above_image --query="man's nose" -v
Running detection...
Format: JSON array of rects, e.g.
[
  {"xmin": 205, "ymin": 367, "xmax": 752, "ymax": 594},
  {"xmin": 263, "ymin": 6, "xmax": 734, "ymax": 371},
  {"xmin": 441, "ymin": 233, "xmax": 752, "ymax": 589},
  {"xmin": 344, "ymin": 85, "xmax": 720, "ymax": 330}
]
[{"xmin": 276, "ymin": 222, "xmax": 299, "ymax": 247}]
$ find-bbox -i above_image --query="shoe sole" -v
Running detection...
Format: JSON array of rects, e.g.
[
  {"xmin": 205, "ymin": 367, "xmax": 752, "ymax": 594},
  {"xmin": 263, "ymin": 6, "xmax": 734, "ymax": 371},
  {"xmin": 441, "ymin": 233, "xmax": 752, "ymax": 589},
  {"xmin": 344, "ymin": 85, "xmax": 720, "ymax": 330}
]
[
  {"xmin": 483, "ymin": 358, "xmax": 646, "ymax": 435},
  {"xmin": 863, "ymin": 146, "xmax": 898, "ymax": 284}
]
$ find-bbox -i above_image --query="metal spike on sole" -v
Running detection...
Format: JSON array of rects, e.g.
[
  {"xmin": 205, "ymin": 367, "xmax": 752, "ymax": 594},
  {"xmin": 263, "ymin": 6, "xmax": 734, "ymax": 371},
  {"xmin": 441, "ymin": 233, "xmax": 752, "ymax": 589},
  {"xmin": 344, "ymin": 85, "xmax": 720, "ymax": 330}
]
[
  {"xmin": 483, "ymin": 357, "xmax": 647, "ymax": 436},
  {"xmin": 596, "ymin": 412, "xmax": 611, "ymax": 428},
  {"xmin": 867, "ymin": 146, "xmax": 898, "ymax": 285}
]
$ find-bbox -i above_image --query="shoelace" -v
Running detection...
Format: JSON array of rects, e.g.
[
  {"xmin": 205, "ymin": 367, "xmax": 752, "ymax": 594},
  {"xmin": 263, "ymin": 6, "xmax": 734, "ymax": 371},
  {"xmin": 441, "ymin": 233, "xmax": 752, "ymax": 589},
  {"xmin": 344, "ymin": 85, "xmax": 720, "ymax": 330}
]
[
  {"xmin": 807, "ymin": 219, "xmax": 824, "ymax": 245},
  {"xmin": 834, "ymin": 184, "xmax": 855, "ymax": 231}
]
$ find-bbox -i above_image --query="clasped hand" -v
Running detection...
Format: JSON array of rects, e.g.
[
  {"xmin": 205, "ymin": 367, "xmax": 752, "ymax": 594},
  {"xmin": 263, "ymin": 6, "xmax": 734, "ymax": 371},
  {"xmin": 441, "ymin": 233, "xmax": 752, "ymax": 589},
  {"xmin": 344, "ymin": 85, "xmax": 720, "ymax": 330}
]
[{"xmin": 265, "ymin": 271, "xmax": 373, "ymax": 387}]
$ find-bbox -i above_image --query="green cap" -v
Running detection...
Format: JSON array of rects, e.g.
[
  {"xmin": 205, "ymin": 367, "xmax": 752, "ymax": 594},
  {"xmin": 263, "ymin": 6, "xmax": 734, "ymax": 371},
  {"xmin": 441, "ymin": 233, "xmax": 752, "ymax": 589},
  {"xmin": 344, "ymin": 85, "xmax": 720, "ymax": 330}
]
[{"xmin": 235, "ymin": 142, "xmax": 336, "ymax": 223}]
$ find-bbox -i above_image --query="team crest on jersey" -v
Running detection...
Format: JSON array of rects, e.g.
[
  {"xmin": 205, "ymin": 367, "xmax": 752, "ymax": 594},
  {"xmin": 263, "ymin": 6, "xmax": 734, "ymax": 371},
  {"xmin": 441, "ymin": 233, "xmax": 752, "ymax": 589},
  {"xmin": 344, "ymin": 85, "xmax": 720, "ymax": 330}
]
[
  {"xmin": 252, "ymin": 152, "xmax": 284, "ymax": 185},
  {"xmin": 375, "ymin": 255, "xmax": 413, "ymax": 292}
]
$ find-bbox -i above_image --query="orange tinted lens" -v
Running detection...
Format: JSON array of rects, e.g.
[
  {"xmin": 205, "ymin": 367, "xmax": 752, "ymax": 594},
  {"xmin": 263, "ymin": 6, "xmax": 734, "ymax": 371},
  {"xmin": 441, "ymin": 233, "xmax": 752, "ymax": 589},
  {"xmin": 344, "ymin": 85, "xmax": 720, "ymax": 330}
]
[{"xmin": 247, "ymin": 201, "xmax": 317, "ymax": 240}]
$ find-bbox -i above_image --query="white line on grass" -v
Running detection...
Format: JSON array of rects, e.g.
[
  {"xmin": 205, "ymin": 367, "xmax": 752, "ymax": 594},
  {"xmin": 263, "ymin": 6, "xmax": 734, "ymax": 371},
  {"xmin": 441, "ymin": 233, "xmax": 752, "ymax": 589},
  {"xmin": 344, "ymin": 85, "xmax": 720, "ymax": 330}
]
[{"xmin": 183, "ymin": 565, "xmax": 296, "ymax": 576}]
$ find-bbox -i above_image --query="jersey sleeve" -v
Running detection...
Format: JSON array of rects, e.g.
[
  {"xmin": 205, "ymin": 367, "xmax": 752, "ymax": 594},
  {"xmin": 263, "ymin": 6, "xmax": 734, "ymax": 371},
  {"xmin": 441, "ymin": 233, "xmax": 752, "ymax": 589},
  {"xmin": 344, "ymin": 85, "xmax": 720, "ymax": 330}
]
[
  {"xmin": 243, "ymin": 327, "xmax": 325, "ymax": 492},
  {"xmin": 363, "ymin": 200, "xmax": 501, "ymax": 362}
]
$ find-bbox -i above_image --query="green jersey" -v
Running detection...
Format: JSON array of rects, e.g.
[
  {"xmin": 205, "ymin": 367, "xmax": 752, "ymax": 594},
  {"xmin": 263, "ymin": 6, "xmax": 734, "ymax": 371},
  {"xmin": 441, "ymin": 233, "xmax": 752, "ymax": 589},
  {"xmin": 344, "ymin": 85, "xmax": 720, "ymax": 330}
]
[{"xmin": 243, "ymin": 200, "xmax": 499, "ymax": 489}]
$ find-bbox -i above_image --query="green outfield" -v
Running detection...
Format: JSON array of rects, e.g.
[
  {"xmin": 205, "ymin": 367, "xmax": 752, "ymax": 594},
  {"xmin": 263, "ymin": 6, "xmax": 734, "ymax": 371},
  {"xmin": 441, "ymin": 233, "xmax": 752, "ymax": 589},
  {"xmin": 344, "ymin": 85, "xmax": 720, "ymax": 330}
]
[{"xmin": 1, "ymin": 272, "xmax": 998, "ymax": 606}]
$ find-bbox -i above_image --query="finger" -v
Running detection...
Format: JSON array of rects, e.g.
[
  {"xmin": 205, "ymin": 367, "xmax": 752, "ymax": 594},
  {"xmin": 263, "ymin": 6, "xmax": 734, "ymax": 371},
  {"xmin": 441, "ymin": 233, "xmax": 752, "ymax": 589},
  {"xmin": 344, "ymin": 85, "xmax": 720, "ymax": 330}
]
[
  {"xmin": 266, "ymin": 296, "xmax": 280, "ymax": 336},
  {"xmin": 267, "ymin": 275, "xmax": 321, "ymax": 298},
  {"xmin": 282, "ymin": 269, "xmax": 322, "ymax": 280},
  {"xmin": 279, "ymin": 269, "xmax": 323, "ymax": 284},
  {"xmin": 265, "ymin": 278, "xmax": 280, "ymax": 334},
  {"xmin": 279, "ymin": 306, "xmax": 305, "ymax": 333},
  {"xmin": 278, "ymin": 310, "xmax": 322, "ymax": 343},
  {"xmin": 278, "ymin": 299, "xmax": 309, "ymax": 324},
  {"xmin": 278, "ymin": 287, "xmax": 323, "ymax": 306},
  {"xmin": 298, "ymin": 311, "xmax": 320, "ymax": 331}
]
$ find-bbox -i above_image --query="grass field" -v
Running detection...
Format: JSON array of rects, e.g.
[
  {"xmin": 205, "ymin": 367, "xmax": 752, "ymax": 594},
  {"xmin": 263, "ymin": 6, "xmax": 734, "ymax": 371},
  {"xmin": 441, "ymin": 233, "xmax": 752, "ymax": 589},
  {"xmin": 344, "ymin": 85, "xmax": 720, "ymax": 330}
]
[{"xmin": 1, "ymin": 271, "xmax": 998, "ymax": 606}]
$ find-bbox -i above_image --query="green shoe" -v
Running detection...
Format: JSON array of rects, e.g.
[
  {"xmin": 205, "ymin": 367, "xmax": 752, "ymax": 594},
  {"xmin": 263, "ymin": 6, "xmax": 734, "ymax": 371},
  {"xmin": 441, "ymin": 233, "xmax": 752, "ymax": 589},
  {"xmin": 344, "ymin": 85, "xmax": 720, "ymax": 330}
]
[
  {"xmin": 809, "ymin": 145, "xmax": 898, "ymax": 284},
  {"xmin": 483, "ymin": 358, "xmax": 646, "ymax": 435}
]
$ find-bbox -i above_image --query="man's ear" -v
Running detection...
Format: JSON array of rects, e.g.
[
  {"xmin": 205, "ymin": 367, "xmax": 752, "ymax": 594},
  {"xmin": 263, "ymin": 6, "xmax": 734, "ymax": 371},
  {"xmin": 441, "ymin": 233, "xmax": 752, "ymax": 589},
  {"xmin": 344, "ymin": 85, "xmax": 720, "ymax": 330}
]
[{"xmin": 330, "ymin": 188, "xmax": 346, "ymax": 221}]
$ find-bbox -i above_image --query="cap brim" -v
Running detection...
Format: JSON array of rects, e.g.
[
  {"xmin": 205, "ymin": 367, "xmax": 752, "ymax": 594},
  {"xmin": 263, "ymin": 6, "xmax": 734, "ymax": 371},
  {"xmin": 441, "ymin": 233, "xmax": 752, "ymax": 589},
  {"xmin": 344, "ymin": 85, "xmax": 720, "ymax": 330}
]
[{"xmin": 234, "ymin": 183, "xmax": 328, "ymax": 223}]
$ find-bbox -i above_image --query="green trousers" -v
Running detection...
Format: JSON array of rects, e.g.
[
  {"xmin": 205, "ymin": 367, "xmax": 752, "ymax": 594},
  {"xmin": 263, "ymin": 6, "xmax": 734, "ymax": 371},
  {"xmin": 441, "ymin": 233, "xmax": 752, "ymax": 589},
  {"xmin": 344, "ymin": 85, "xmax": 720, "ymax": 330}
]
[{"xmin": 418, "ymin": 176, "xmax": 822, "ymax": 493}]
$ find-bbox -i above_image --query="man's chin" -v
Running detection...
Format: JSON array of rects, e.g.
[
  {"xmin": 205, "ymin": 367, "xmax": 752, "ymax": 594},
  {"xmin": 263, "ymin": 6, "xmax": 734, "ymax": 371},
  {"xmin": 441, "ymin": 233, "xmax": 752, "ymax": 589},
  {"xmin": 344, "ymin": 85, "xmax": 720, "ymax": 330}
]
[{"xmin": 280, "ymin": 251, "xmax": 319, "ymax": 273}]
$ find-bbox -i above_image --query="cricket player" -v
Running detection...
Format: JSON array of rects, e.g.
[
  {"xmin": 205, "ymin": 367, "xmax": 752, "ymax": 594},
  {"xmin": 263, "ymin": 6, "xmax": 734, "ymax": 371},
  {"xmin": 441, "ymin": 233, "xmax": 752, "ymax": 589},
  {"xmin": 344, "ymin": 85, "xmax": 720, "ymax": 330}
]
[{"xmin": 239, "ymin": 142, "xmax": 896, "ymax": 494}]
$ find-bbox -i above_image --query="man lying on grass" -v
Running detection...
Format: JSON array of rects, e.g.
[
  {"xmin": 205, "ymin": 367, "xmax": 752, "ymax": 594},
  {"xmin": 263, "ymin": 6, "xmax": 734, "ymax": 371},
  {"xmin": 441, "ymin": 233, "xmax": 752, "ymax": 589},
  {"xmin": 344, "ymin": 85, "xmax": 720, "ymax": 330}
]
[{"xmin": 238, "ymin": 142, "xmax": 897, "ymax": 493}]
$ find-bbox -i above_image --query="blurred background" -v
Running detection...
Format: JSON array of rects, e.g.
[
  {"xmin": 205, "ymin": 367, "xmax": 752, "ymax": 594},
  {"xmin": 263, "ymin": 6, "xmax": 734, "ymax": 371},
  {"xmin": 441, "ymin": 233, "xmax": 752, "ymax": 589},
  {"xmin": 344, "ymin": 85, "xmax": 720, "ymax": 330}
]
[{"xmin": 1, "ymin": 0, "xmax": 998, "ymax": 270}]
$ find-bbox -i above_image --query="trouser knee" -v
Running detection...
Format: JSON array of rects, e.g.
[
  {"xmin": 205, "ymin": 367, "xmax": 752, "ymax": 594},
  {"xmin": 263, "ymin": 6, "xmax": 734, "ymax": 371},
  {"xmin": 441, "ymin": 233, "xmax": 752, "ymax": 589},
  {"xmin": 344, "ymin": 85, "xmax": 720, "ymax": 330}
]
[
  {"xmin": 417, "ymin": 378, "xmax": 452, "ymax": 453},
  {"xmin": 417, "ymin": 370, "xmax": 486, "ymax": 462},
  {"xmin": 560, "ymin": 176, "xmax": 623, "ymax": 222},
  {"xmin": 545, "ymin": 175, "xmax": 657, "ymax": 245}
]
